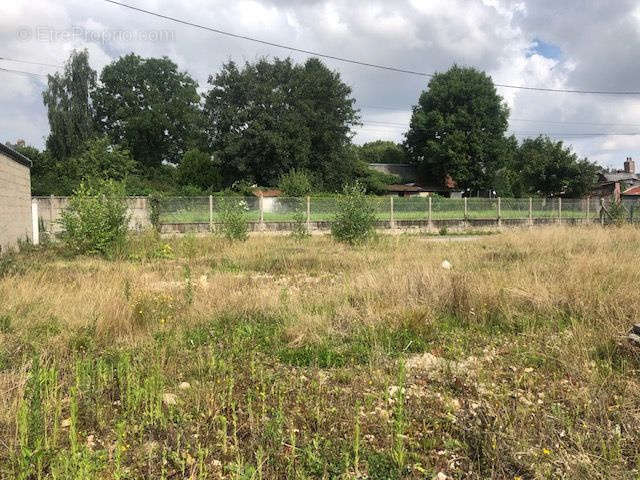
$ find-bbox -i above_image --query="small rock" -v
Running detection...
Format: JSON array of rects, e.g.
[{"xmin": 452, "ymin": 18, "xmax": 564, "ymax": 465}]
[
  {"xmin": 629, "ymin": 333, "xmax": 640, "ymax": 347},
  {"xmin": 61, "ymin": 418, "xmax": 71, "ymax": 428},
  {"xmin": 178, "ymin": 381, "xmax": 191, "ymax": 390},
  {"xmin": 86, "ymin": 434, "xmax": 96, "ymax": 450},
  {"xmin": 435, "ymin": 472, "xmax": 448, "ymax": 480},
  {"xmin": 144, "ymin": 441, "xmax": 159, "ymax": 454},
  {"xmin": 162, "ymin": 393, "xmax": 178, "ymax": 406},
  {"xmin": 441, "ymin": 260, "xmax": 452, "ymax": 270},
  {"xmin": 632, "ymin": 324, "xmax": 640, "ymax": 335}
]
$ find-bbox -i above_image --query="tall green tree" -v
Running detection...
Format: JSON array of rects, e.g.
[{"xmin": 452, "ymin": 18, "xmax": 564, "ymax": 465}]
[
  {"xmin": 93, "ymin": 54, "xmax": 203, "ymax": 170},
  {"xmin": 404, "ymin": 65, "xmax": 510, "ymax": 192},
  {"xmin": 204, "ymin": 57, "xmax": 359, "ymax": 190},
  {"xmin": 42, "ymin": 50, "xmax": 97, "ymax": 161},
  {"xmin": 515, "ymin": 136, "xmax": 598, "ymax": 197}
]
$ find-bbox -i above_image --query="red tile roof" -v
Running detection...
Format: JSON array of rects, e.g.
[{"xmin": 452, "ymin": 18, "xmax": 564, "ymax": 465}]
[
  {"xmin": 252, "ymin": 189, "xmax": 282, "ymax": 197},
  {"xmin": 622, "ymin": 186, "xmax": 640, "ymax": 196}
]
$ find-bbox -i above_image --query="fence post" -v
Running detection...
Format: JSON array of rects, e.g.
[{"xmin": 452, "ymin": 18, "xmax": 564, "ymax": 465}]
[
  {"xmin": 306, "ymin": 195, "xmax": 311, "ymax": 231},
  {"xmin": 529, "ymin": 197, "xmax": 533, "ymax": 226},
  {"xmin": 497, "ymin": 197, "xmax": 502, "ymax": 227},
  {"xmin": 586, "ymin": 198, "xmax": 590, "ymax": 222},
  {"xmin": 49, "ymin": 194, "xmax": 54, "ymax": 231},
  {"xmin": 259, "ymin": 196, "xmax": 265, "ymax": 231},
  {"xmin": 31, "ymin": 200, "xmax": 39, "ymax": 246},
  {"xmin": 428, "ymin": 196, "xmax": 433, "ymax": 230},
  {"xmin": 209, "ymin": 195, "xmax": 213, "ymax": 232},
  {"xmin": 464, "ymin": 197, "xmax": 468, "ymax": 223},
  {"xmin": 558, "ymin": 197, "xmax": 562, "ymax": 224},
  {"xmin": 600, "ymin": 198, "xmax": 605, "ymax": 226},
  {"xmin": 390, "ymin": 196, "xmax": 396, "ymax": 229}
]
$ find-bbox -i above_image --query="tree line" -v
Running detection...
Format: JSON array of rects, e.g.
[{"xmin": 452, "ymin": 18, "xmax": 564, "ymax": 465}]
[{"xmin": 12, "ymin": 50, "xmax": 599, "ymax": 198}]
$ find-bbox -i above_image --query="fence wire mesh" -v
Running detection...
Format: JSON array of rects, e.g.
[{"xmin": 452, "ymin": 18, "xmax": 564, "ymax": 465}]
[{"xmin": 156, "ymin": 195, "xmax": 606, "ymax": 225}]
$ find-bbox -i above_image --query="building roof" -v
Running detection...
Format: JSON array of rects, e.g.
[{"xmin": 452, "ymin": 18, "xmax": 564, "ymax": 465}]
[
  {"xmin": 252, "ymin": 188, "xmax": 282, "ymax": 198},
  {"xmin": 599, "ymin": 172, "xmax": 639, "ymax": 183},
  {"xmin": 622, "ymin": 185, "xmax": 640, "ymax": 196},
  {"xmin": 368, "ymin": 163, "xmax": 417, "ymax": 182},
  {"xmin": 369, "ymin": 163, "xmax": 460, "ymax": 192},
  {"xmin": 0, "ymin": 143, "xmax": 32, "ymax": 168},
  {"xmin": 385, "ymin": 184, "xmax": 426, "ymax": 193}
]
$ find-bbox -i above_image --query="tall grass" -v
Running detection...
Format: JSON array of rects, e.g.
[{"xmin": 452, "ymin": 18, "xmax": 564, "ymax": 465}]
[{"xmin": 0, "ymin": 226, "xmax": 639, "ymax": 478}]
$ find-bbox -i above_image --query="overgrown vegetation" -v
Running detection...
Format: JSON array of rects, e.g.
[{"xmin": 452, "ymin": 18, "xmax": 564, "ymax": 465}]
[
  {"xmin": 1, "ymin": 227, "xmax": 640, "ymax": 478},
  {"xmin": 331, "ymin": 183, "xmax": 377, "ymax": 245},
  {"xmin": 217, "ymin": 197, "xmax": 249, "ymax": 241},
  {"xmin": 59, "ymin": 180, "xmax": 129, "ymax": 256}
]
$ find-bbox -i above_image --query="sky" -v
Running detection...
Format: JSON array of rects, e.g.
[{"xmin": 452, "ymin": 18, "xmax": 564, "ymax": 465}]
[{"xmin": 1, "ymin": 0, "xmax": 640, "ymax": 170}]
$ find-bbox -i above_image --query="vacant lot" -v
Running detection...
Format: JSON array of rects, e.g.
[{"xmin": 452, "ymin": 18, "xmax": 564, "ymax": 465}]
[{"xmin": 1, "ymin": 227, "xmax": 639, "ymax": 479}]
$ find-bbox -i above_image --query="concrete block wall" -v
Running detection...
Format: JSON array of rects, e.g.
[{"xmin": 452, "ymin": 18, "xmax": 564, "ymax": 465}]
[
  {"xmin": 0, "ymin": 153, "xmax": 32, "ymax": 253},
  {"xmin": 35, "ymin": 196, "xmax": 151, "ymax": 235}
]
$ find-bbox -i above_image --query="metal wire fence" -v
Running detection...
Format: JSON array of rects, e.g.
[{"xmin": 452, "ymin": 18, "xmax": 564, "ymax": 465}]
[{"xmin": 156, "ymin": 195, "xmax": 616, "ymax": 225}]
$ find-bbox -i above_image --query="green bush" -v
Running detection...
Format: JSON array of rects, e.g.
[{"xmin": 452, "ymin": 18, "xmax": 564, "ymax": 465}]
[
  {"xmin": 175, "ymin": 148, "xmax": 221, "ymax": 191},
  {"xmin": 331, "ymin": 182, "xmax": 376, "ymax": 245},
  {"xmin": 147, "ymin": 192, "xmax": 164, "ymax": 232},
  {"xmin": 60, "ymin": 180, "xmax": 129, "ymax": 255},
  {"xmin": 605, "ymin": 199, "xmax": 627, "ymax": 227},
  {"xmin": 290, "ymin": 198, "xmax": 311, "ymax": 241},
  {"xmin": 218, "ymin": 197, "xmax": 249, "ymax": 241},
  {"xmin": 278, "ymin": 169, "xmax": 313, "ymax": 197}
]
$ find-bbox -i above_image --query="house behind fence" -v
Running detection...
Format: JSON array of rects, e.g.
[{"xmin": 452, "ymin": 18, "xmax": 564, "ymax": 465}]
[{"xmin": 0, "ymin": 144, "xmax": 32, "ymax": 253}]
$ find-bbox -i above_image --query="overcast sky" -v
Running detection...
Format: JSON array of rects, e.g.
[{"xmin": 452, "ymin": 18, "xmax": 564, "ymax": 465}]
[{"xmin": 1, "ymin": 0, "xmax": 639, "ymax": 169}]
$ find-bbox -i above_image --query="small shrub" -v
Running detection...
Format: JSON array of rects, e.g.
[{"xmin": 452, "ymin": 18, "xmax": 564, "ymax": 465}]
[
  {"xmin": 331, "ymin": 182, "xmax": 376, "ymax": 245},
  {"xmin": 605, "ymin": 199, "xmax": 627, "ymax": 227},
  {"xmin": 0, "ymin": 253, "xmax": 21, "ymax": 278},
  {"xmin": 218, "ymin": 197, "xmax": 249, "ymax": 241},
  {"xmin": 439, "ymin": 226, "xmax": 449, "ymax": 236},
  {"xmin": 147, "ymin": 192, "xmax": 164, "ymax": 232},
  {"xmin": 60, "ymin": 180, "xmax": 129, "ymax": 256},
  {"xmin": 290, "ymin": 198, "xmax": 310, "ymax": 241},
  {"xmin": 0, "ymin": 314, "xmax": 11, "ymax": 333}
]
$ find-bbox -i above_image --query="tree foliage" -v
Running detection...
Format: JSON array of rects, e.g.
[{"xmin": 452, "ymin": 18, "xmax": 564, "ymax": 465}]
[
  {"xmin": 94, "ymin": 54, "xmax": 203, "ymax": 169},
  {"xmin": 405, "ymin": 65, "xmax": 510, "ymax": 192},
  {"xmin": 357, "ymin": 141, "xmax": 407, "ymax": 164},
  {"xmin": 42, "ymin": 49, "xmax": 97, "ymax": 162},
  {"xmin": 67, "ymin": 136, "xmax": 136, "ymax": 185},
  {"xmin": 175, "ymin": 149, "xmax": 221, "ymax": 192},
  {"xmin": 278, "ymin": 169, "xmax": 313, "ymax": 197},
  {"xmin": 514, "ymin": 136, "xmax": 598, "ymax": 197},
  {"xmin": 204, "ymin": 57, "xmax": 359, "ymax": 190}
]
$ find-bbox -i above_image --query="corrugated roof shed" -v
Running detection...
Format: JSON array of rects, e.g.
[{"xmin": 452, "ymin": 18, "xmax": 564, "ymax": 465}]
[{"xmin": 368, "ymin": 163, "xmax": 417, "ymax": 182}]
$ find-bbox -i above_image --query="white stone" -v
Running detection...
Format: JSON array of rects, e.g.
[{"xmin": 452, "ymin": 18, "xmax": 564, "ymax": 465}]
[{"xmin": 162, "ymin": 393, "xmax": 178, "ymax": 406}]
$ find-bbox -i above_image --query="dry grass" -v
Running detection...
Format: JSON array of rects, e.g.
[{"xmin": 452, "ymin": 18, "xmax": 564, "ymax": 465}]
[{"xmin": 1, "ymin": 226, "xmax": 640, "ymax": 478}]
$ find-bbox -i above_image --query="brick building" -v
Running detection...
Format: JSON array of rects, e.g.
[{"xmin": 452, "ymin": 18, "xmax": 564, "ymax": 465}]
[{"xmin": 0, "ymin": 143, "xmax": 32, "ymax": 253}]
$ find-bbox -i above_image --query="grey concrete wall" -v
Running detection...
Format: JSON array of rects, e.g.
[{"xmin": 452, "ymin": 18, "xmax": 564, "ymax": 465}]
[
  {"xmin": 0, "ymin": 153, "xmax": 32, "ymax": 253},
  {"xmin": 34, "ymin": 196, "xmax": 151, "ymax": 235},
  {"xmin": 159, "ymin": 217, "xmax": 599, "ymax": 234}
]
